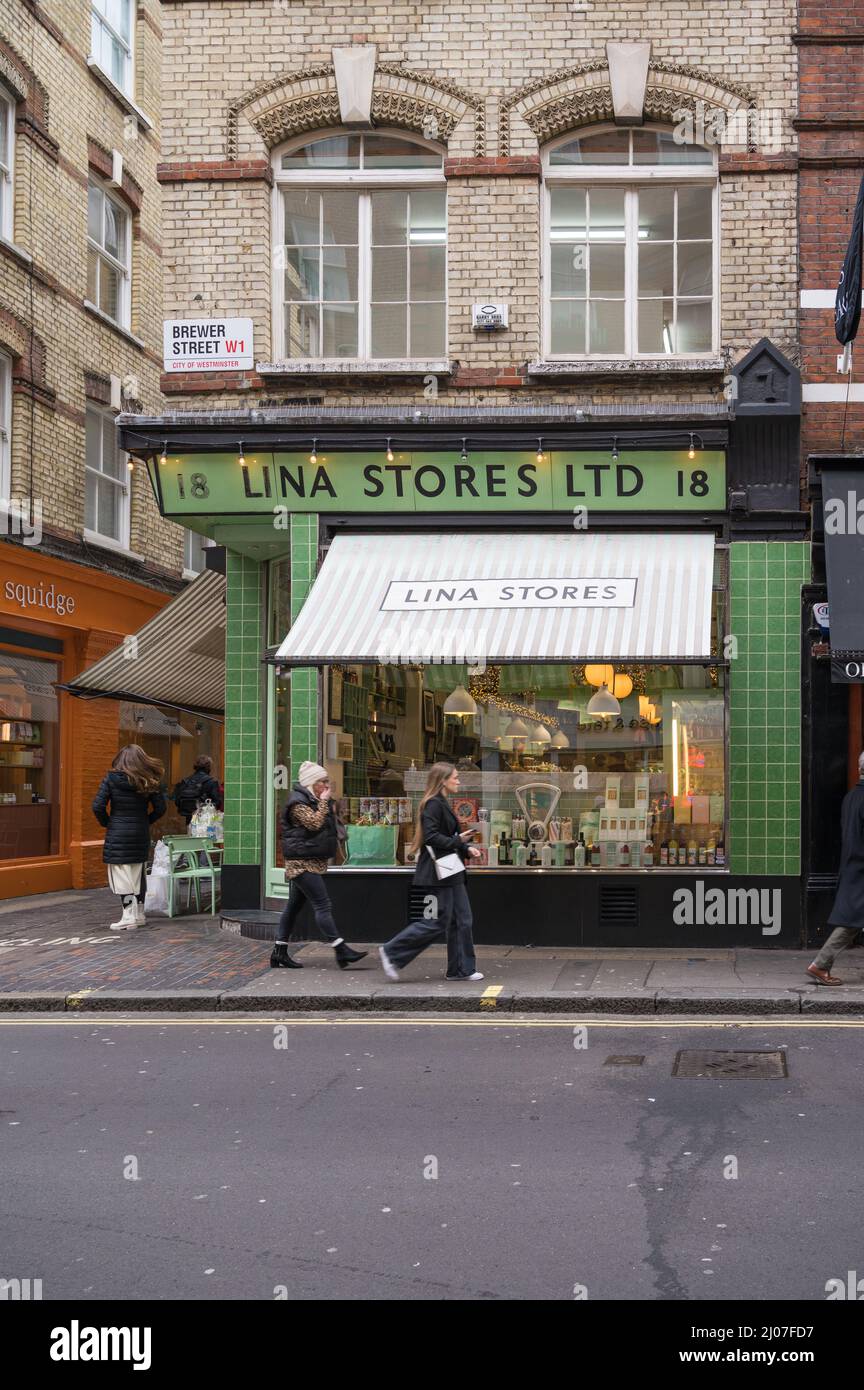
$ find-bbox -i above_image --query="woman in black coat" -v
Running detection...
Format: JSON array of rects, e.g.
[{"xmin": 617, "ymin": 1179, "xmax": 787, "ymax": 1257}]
[
  {"xmin": 378, "ymin": 762, "xmax": 483, "ymax": 981},
  {"xmin": 92, "ymin": 744, "xmax": 166, "ymax": 931}
]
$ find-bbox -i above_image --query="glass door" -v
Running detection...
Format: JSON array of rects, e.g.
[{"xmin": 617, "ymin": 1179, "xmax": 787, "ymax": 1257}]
[{"xmin": 0, "ymin": 651, "xmax": 60, "ymax": 859}]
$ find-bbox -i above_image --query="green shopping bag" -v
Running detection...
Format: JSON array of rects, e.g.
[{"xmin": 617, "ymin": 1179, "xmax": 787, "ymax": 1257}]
[{"xmin": 344, "ymin": 824, "xmax": 398, "ymax": 867}]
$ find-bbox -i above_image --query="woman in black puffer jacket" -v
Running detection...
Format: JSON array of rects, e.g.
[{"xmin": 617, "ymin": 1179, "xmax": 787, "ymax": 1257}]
[{"xmin": 92, "ymin": 744, "xmax": 166, "ymax": 931}]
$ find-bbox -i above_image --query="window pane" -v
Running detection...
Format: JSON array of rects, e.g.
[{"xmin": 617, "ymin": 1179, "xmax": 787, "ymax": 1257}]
[
  {"xmin": 98, "ymin": 259, "xmax": 120, "ymax": 319},
  {"xmin": 371, "ymin": 247, "xmax": 407, "ymax": 302},
  {"xmin": 588, "ymin": 300, "xmax": 625, "ymax": 354},
  {"xmin": 85, "ymin": 470, "xmax": 98, "ymax": 531},
  {"xmin": 363, "ymin": 135, "xmax": 442, "ymax": 169},
  {"xmin": 109, "ymin": 35, "xmax": 125, "ymax": 87},
  {"xmin": 588, "ymin": 188, "xmax": 625, "ymax": 240},
  {"xmin": 322, "ymin": 304, "xmax": 358, "ymax": 357},
  {"xmin": 677, "ymin": 185, "xmax": 713, "ymax": 240},
  {"xmin": 677, "ymin": 242, "xmax": 712, "ymax": 297},
  {"xmin": 88, "ymin": 183, "xmax": 102, "ymax": 242},
  {"xmin": 281, "ymin": 136, "xmax": 360, "ymax": 169},
  {"xmin": 97, "ymin": 476, "xmax": 121, "ymax": 540},
  {"xmin": 321, "ymin": 189, "xmax": 358, "ymax": 245},
  {"xmin": 371, "ymin": 303, "xmax": 407, "ymax": 357},
  {"xmin": 550, "ymin": 130, "xmax": 629, "ymax": 165},
  {"xmin": 409, "ymin": 189, "xmax": 446, "ymax": 242},
  {"xmin": 550, "ymin": 299, "xmax": 586, "ymax": 354},
  {"xmin": 590, "ymin": 244, "xmax": 624, "ymax": 297},
  {"xmin": 638, "ymin": 297, "xmax": 675, "ymax": 354},
  {"xmin": 321, "ymin": 246, "xmax": 357, "ymax": 301},
  {"xmin": 86, "ymin": 410, "xmax": 101, "ymax": 471},
  {"xmin": 87, "ymin": 247, "xmax": 99, "ymax": 304},
  {"xmin": 109, "ymin": 0, "xmax": 131, "ymax": 43},
  {"xmin": 638, "ymin": 187, "xmax": 674, "ymax": 241},
  {"xmin": 0, "ymin": 101, "xmax": 8, "ymax": 164},
  {"xmin": 550, "ymin": 187, "xmax": 586, "ymax": 238},
  {"xmin": 284, "ymin": 247, "xmax": 318, "ymax": 301},
  {"xmin": 639, "ymin": 242, "xmax": 674, "ymax": 297},
  {"xmin": 102, "ymin": 417, "xmax": 123, "ymax": 478},
  {"xmin": 409, "ymin": 302, "xmax": 445, "ymax": 356},
  {"xmin": 282, "ymin": 188, "xmax": 319, "ymax": 245},
  {"xmin": 633, "ymin": 130, "xmax": 713, "ymax": 165},
  {"xmin": 285, "ymin": 302, "xmax": 319, "ymax": 358},
  {"xmin": 550, "ymin": 243, "xmax": 586, "ymax": 296},
  {"xmin": 371, "ymin": 190, "xmax": 407, "ymax": 244},
  {"xmin": 104, "ymin": 197, "xmax": 126, "ymax": 260},
  {"xmin": 409, "ymin": 245, "xmax": 445, "ymax": 299},
  {"xmin": 675, "ymin": 300, "xmax": 712, "ymax": 352}
]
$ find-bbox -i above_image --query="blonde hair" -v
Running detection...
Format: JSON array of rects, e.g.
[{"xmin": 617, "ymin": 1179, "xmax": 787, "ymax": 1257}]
[
  {"xmin": 112, "ymin": 743, "xmax": 164, "ymax": 794},
  {"xmin": 409, "ymin": 762, "xmax": 456, "ymax": 855}
]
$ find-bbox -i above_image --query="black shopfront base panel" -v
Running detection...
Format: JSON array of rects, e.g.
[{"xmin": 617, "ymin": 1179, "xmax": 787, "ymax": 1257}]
[{"xmin": 323, "ymin": 872, "xmax": 802, "ymax": 949}]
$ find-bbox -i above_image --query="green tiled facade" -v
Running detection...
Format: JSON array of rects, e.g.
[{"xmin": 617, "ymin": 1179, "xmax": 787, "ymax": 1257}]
[
  {"xmin": 289, "ymin": 514, "xmax": 319, "ymax": 775},
  {"xmin": 223, "ymin": 551, "xmax": 265, "ymax": 864},
  {"xmin": 728, "ymin": 541, "xmax": 809, "ymax": 876}
]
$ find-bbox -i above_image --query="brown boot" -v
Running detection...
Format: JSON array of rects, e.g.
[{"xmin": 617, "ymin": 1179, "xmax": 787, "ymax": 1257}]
[{"xmin": 806, "ymin": 963, "xmax": 843, "ymax": 986}]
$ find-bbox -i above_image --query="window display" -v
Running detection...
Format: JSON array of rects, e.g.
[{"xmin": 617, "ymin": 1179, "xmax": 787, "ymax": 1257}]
[
  {"xmin": 322, "ymin": 662, "xmax": 726, "ymax": 869},
  {"xmin": 0, "ymin": 653, "xmax": 60, "ymax": 860}
]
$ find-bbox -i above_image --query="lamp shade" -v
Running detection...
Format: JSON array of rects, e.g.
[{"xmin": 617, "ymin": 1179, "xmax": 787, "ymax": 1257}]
[
  {"xmin": 584, "ymin": 663, "xmax": 614, "ymax": 688},
  {"xmin": 443, "ymin": 684, "xmax": 478, "ymax": 716},
  {"xmin": 504, "ymin": 716, "xmax": 530, "ymax": 737},
  {"xmin": 551, "ymin": 730, "xmax": 570, "ymax": 748},
  {"xmin": 586, "ymin": 683, "xmax": 621, "ymax": 718},
  {"xmin": 531, "ymin": 723, "xmax": 552, "ymax": 743},
  {"xmin": 612, "ymin": 672, "xmax": 633, "ymax": 699}
]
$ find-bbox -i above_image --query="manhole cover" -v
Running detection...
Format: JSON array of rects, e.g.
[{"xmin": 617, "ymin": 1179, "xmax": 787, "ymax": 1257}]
[
  {"xmin": 604, "ymin": 1054, "xmax": 645, "ymax": 1066},
  {"xmin": 673, "ymin": 1050, "xmax": 787, "ymax": 1079}
]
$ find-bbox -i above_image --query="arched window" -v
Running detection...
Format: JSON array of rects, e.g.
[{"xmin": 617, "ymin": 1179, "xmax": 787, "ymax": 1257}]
[
  {"xmin": 273, "ymin": 131, "xmax": 447, "ymax": 362},
  {"xmin": 543, "ymin": 125, "xmax": 717, "ymax": 360}
]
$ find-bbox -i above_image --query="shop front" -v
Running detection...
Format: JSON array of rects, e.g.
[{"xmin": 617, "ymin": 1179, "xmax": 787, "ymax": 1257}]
[
  {"xmin": 0, "ymin": 542, "xmax": 176, "ymax": 897},
  {"xmin": 124, "ymin": 406, "xmax": 807, "ymax": 947}
]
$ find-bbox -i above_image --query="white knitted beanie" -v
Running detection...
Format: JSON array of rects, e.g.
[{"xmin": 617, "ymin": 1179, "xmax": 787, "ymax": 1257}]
[{"xmin": 298, "ymin": 761, "xmax": 328, "ymax": 789}]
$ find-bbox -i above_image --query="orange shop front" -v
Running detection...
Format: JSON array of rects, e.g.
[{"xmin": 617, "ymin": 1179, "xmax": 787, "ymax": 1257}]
[{"xmin": 0, "ymin": 543, "xmax": 172, "ymax": 898}]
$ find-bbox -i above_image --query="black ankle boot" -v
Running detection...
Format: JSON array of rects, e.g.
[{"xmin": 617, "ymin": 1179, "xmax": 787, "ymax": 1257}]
[
  {"xmin": 334, "ymin": 941, "xmax": 367, "ymax": 969},
  {"xmin": 270, "ymin": 942, "xmax": 302, "ymax": 969}
]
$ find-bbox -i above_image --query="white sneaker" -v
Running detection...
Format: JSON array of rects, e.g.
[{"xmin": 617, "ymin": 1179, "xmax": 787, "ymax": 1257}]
[
  {"xmin": 445, "ymin": 971, "xmax": 484, "ymax": 982},
  {"xmin": 135, "ymin": 902, "xmax": 147, "ymax": 927},
  {"xmin": 110, "ymin": 903, "xmax": 139, "ymax": 931},
  {"xmin": 378, "ymin": 945, "xmax": 399, "ymax": 981}
]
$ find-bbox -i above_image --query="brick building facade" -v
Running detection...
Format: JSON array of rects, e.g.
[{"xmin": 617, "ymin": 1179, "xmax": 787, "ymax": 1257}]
[{"xmin": 0, "ymin": 0, "xmax": 208, "ymax": 898}]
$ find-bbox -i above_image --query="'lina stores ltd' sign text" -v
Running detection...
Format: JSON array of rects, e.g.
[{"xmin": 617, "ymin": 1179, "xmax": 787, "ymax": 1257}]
[
  {"xmin": 381, "ymin": 577, "xmax": 637, "ymax": 611},
  {"xmin": 155, "ymin": 450, "xmax": 725, "ymax": 515}
]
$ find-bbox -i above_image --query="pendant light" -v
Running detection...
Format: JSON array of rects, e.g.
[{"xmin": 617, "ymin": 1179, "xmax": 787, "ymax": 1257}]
[
  {"xmin": 531, "ymin": 722, "xmax": 552, "ymax": 743},
  {"xmin": 504, "ymin": 715, "xmax": 530, "ymax": 737},
  {"xmin": 443, "ymin": 684, "xmax": 478, "ymax": 716},
  {"xmin": 586, "ymin": 683, "xmax": 621, "ymax": 718},
  {"xmin": 611, "ymin": 672, "xmax": 633, "ymax": 700},
  {"xmin": 584, "ymin": 663, "xmax": 614, "ymax": 688},
  {"xmin": 551, "ymin": 729, "xmax": 570, "ymax": 748}
]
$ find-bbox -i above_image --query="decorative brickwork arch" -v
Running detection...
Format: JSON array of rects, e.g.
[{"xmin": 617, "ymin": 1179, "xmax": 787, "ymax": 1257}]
[
  {"xmin": 500, "ymin": 59, "xmax": 756, "ymax": 156},
  {"xmin": 227, "ymin": 60, "xmax": 484, "ymax": 160},
  {"xmin": 0, "ymin": 305, "xmax": 53, "ymax": 407},
  {"xmin": 0, "ymin": 37, "xmax": 57, "ymax": 161}
]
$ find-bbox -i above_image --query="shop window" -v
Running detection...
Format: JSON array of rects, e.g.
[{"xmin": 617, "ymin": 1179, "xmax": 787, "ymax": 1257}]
[
  {"xmin": 0, "ymin": 82, "xmax": 14, "ymax": 242},
  {"xmin": 322, "ymin": 662, "xmax": 727, "ymax": 870},
  {"xmin": 119, "ymin": 702, "xmax": 221, "ymax": 838},
  {"xmin": 90, "ymin": 0, "xmax": 134, "ymax": 95},
  {"xmin": 544, "ymin": 125, "xmax": 716, "ymax": 359},
  {"xmin": 274, "ymin": 132, "xmax": 446, "ymax": 361},
  {"xmin": 0, "ymin": 652, "xmax": 60, "ymax": 860},
  {"xmin": 87, "ymin": 178, "xmax": 131, "ymax": 328},
  {"xmin": 0, "ymin": 349, "xmax": 10, "ymax": 501},
  {"xmin": 85, "ymin": 405, "xmax": 130, "ymax": 548}
]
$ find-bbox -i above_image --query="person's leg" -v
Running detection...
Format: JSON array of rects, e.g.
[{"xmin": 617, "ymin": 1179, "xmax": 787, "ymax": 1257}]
[
  {"xmin": 299, "ymin": 872, "xmax": 367, "ymax": 966},
  {"xmin": 276, "ymin": 879, "xmax": 308, "ymax": 943},
  {"xmin": 381, "ymin": 915, "xmax": 446, "ymax": 970},
  {"xmin": 445, "ymin": 882, "xmax": 477, "ymax": 978},
  {"xmin": 811, "ymin": 926, "xmax": 860, "ymax": 974}
]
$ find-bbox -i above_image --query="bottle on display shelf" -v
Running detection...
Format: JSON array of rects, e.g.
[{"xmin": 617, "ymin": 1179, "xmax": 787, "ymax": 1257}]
[
  {"xmin": 706, "ymin": 837, "xmax": 716, "ymax": 865},
  {"xmin": 573, "ymin": 836, "xmax": 586, "ymax": 868},
  {"xmin": 687, "ymin": 839, "xmax": 697, "ymax": 866},
  {"xmin": 590, "ymin": 841, "xmax": 601, "ymax": 867},
  {"xmin": 698, "ymin": 841, "xmax": 707, "ymax": 866},
  {"xmin": 642, "ymin": 842, "xmax": 654, "ymax": 867},
  {"xmin": 528, "ymin": 843, "xmax": 538, "ymax": 867},
  {"xmin": 617, "ymin": 842, "xmax": 630, "ymax": 868},
  {"xmin": 488, "ymin": 840, "xmax": 499, "ymax": 867},
  {"xmin": 715, "ymin": 841, "xmax": 726, "ymax": 867},
  {"xmin": 540, "ymin": 842, "xmax": 553, "ymax": 867},
  {"xmin": 668, "ymin": 837, "xmax": 678, "ymax": 866},
  {"xmin": 659, "ymin": 840, "xmax": 669, "ymax": 866}
]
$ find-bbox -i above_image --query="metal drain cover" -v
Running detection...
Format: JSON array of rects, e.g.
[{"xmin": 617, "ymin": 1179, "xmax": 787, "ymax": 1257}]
[
  {"xmin": 673, "ymin": 1050, "xmax": 787, "ymax": 1079},
  {"xmin": 605, "ymin": 1054, "xmax": 645, "ymax": 1066}
]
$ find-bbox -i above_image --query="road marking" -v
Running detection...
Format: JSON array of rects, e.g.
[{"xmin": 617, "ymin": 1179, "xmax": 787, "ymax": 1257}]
[
  {"xmin": 480, "ymin": 985, "xmax": 503, "ymax": 1008},
  {"xmin": 1, "ymin": 1016, "xmax": 864, "ymax": 1029}
]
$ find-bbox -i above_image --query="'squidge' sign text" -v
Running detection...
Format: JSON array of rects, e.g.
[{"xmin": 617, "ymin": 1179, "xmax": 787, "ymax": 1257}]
[{"xmin": 163, "ymin": 319, "xmax": 254, "ymax": 372}]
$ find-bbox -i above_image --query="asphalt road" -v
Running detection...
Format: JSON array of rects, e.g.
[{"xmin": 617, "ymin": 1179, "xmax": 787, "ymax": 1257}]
[{"xmin": 2, "ymin": 1015, "xmax": 862, "ymax": 1301}]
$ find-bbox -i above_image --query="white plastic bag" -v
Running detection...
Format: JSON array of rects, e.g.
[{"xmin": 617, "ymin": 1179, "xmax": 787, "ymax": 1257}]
[
  {"xmin": 144, "ymin": 839, "xmax": 170, "ymax": 914},
  {"xmin": 190, "ymin": 799, "xmax": 217, "ymax": 838}
]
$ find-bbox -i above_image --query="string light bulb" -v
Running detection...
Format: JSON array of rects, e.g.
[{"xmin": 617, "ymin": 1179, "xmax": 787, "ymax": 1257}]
[
  {"xmin": 385, "ymin": 437, "xmax": 394, "ymax": 463},
  {"xmin": 460, "ymin": 437, "xmax": 468, "ymax": 464},
  {"xmin": 127, "ymin": 458, "xmax": 134, "ymax": 472},
  {"xmin": 611, "ymin": 436, "xmax": 619, "ymax": 463},
  {"xmin": 536, "ymin": 437, "xmax": 544, "ymax": 463},
  {"xmin": 159, "ymin": 441, "xmax": 168, "ymax": 466},
  {"xmin": 688, "ymin": 433, "xmax": 696, "ymax": 460},
  {"xmin": 310, "ymin": 438, "xmax": 318, "ymax": 466},
  {"xmin": 238, "ymin": 440, "xmax": 246, "ymax": 468}
]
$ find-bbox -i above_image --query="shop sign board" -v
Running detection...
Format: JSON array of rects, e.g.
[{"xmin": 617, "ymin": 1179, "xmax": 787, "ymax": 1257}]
[
  {"xmin": 831, "ymin": 658, "xmax": 864, "ymax": 683},
  {"xmin": 152, "ymin": 449, "xmax": 726, "ymax": 515},
  {"xmin": 162, "ymin": 319, "xmax": 254, "ymax": 373}
]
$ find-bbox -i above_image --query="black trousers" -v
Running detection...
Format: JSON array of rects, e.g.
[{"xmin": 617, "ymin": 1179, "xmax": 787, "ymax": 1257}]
[
  {"xmin": 277, "ymin": 871, "xmax": 339, "ymax": 944},
  {"xmin": 383, "ymin": 881, "xmax": 477, "ymax": 976}
]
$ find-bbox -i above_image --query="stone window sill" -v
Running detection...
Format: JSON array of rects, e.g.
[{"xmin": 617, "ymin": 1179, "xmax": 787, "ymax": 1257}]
[
  {"xmin": 82, "ymin": 528, "xmax": 142, "ymax": 562},
  {"xmin": 83, "ymin": 301, "xmax": 146, "ymax": 350},
  {"xmin": 0, "ymin": 236, "xmax": 33, "ymax": 268},
  {"xmin": 527, "ymin": 357, "xmax": 726, "ymax": 380},
  {"xmin": 86, "ymin": 59, "xmax": 154, "ymax": 131},
  {"xmin": 256, "ymin": 358, "xmax": 454, "ymax": 378}
]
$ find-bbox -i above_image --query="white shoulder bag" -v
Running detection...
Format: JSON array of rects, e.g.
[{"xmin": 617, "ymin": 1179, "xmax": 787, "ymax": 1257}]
[{"xmin": 427, "ymin": 845, "xmax": 465, "ymax": 880}]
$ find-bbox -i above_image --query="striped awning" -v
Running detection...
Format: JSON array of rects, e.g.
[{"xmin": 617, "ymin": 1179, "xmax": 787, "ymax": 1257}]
[
  {"xmin": 275, "ymin": 532, "xmax": 715, "ymax": 666},
  {"xmin": 64, "ymin": 570, "xmax": 225, "ymax": 718}
]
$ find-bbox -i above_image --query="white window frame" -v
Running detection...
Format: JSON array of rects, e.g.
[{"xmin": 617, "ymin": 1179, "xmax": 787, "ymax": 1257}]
[
  {"xmin": 0, "ymin": 350, "xmax": 11, "ymax": 501},
  {"xmin": 87, "ymin": 177, "xmax": 131, "ymax": 330},
  {"xmin": 183, "ymin": 529, "xmax": 213, "ymax": 578},
  {"xmin": 272, "ymin": 127, "xmax": 447, "ymax": 364},
  {"xmin": 84, "ymin": 404, "xmax": 130, "ymax": 550},
  {"xmin": 90, "ymin": 0, "xmax": 134, "ymax": 97},
  {"xmin": 0, "ymin": 82, "xmax": 15, "ymax": 243},
  {"xmin": 542, "ymin": 124, "xmax": 719, "ymax": 361}
]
